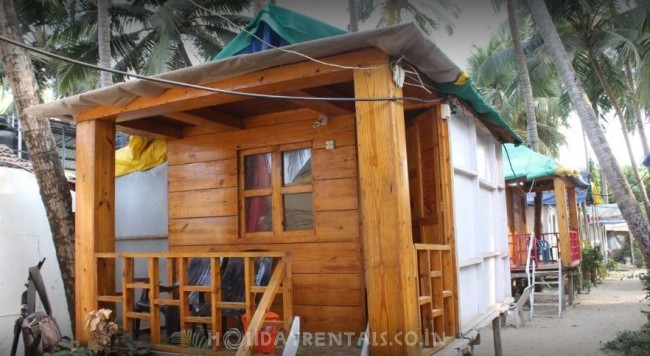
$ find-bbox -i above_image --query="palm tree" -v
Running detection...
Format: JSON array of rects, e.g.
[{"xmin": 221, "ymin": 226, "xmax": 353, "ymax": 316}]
[
  {"xmin": 0, "ymin": 0, "xmax": 76, "ymax": 329},
  {"xmin": 355, "ymin": 0, "xmax": 460, "ymax": 35},
  {"xmin": 468, "ymin": 25, "xmax": 567, "ymax": 157},
  {"xmin": 97, "ymin": 0, "xmax": 112, "ymax": 87},
  {"xmin": 545, "ymin": 0, "xmax": 650, "ymax": 222},
  {"xmin": 50, "ymin": 0, "xmax": 252, "ymax": 95},
  {"xmin": 525, "ymin": 0, "xmax": 650, "ymax": 262}
]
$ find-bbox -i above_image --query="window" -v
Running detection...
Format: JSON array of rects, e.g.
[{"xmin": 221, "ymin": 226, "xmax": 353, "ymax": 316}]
[{"xmin": 240, "ymin": 143, "xmax": 313, "ymax": 237}]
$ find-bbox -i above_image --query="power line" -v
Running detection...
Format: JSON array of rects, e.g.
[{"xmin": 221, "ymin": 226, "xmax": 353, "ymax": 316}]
[{"xmin": 0, "ymin": 34, "xmax": 444, "ymax": 105}]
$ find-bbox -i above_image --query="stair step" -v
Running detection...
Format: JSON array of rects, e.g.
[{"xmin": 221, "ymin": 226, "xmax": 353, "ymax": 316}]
[{"xmin": 534, "ymin": 302, "xmax": 560, "ymax": 306}]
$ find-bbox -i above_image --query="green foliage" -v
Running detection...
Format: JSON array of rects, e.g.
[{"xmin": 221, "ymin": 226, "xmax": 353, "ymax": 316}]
[
  {"xmin": 603, "ymin": 272, "xmax": 650, "ymax": 355},
  {"xmin": 604, "ymin": 322, "xmax": 650, "ymax": 356},
  {"xmin": 168, "ymin": 329, "xmax": 210, "ymax": 350},
  {"xmin": 581, "ymin": 244, "xmax": 606, "ymax": 288}
]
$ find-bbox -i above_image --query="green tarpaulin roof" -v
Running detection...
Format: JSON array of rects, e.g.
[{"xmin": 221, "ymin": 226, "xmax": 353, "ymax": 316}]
[
  {"xmin": 503, "ymin": 144, "xmax": 587, "ymax": 189},
  {"xmin": 214, "ymin": 4, "xmax": 522, "ymax": 145},
  {"xmin": 215, "ymin": 4, "xmax": 347, "ymax": 60}
]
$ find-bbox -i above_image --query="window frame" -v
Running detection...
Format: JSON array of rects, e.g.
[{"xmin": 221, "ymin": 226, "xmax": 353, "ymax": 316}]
[{"xmin": 239, "ymin": 142, "xmax": 314, "ymax": 239}]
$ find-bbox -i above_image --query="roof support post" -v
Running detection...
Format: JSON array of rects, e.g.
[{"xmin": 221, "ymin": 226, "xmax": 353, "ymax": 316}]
[
  {"xmin": 354, "ymin": 58, "xmax": 420, "ymax": 355},
  {"xmin": 554, "ymin": 177, "xmax": 571, "ymax": 267},
  {"xmin": 75, "ymin": 119, "xmax": 115, "ymax": 340}
]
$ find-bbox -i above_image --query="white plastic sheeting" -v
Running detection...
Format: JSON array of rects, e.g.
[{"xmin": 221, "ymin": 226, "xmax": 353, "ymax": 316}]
[
  {"xmin": 115, "ymin": 162, "xmax": 168, "ymax": 239},
  {"xmin": 449, "ymin": 110, "xmax": 511, "ymax": 334}
]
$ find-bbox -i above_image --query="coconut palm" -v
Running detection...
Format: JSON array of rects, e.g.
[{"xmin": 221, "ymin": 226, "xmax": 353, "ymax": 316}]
[
  {"xmin": 355, "ymin": 0, "xmax": 460, "ymax": 35},
  {"xmin": 0, "ymin": 0, "xmax": 76, "ymax": 329},
  {"xmin": 468, "ymin": 23, "xmax": 567, "ymax": 157},
  {"xmin": 545, "ymin": 0, "xmax": 650, "ymax": 221},
  {"xmin": 525, "ymin": 0, "xmax": 650, "ymax": 262},
  {"xmin": 50, "ymin": 0, "xmax": 253, "ymax": 95}
]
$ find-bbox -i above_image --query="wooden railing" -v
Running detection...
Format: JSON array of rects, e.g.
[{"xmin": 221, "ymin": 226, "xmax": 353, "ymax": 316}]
[
  {"xmin": 414, "ymin": 243, "xmax": 456, "ymax": 352},
  {"xmin": 94, "ymin": 251, "xmax": 292, "ymax": 354},
  {"xmin": 509, "ymin": 233, "xmax": 532, "ymax": 268},
  {"xmin": 569, "ymin": 230, "xmax": 582, "ymax": 264}
]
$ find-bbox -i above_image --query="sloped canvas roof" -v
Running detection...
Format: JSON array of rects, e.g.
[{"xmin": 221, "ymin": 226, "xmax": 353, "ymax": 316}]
[
  {"xmin": 26, "ymin": 6, "xmax": 521, "ymax": 144},
  {"xmin": 503, "ymin": 143, "xmax": 588, "ymax": 188}
]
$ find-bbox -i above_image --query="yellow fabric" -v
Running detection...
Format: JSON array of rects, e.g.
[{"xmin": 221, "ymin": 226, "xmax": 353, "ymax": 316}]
[
  {"xmin": 115, "ymin": 136, "xmax": 167, "ymax": 177},
  {"xmin": 590, "ymin": 182, "xmax": 604, "ymax": 205},
  {"xmin": 453, "ymin": 71, "xmax": 469, "ymax": 86}
]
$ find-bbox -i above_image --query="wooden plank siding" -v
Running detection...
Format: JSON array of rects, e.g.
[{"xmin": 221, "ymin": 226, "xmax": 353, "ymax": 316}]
[{"xmin": 167, "ymin": 112, "xmax": 365, "ymax": 333}]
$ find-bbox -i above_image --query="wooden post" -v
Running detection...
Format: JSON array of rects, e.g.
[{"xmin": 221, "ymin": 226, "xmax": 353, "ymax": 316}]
[
  {"xmin": 75, "ymin": 119, "xmax": 115, "ymax": 340},
  {"xmin": 554, "ymin": 178, "xmax": 571, "ymax": 267},
  {"xmin": 492, "ymin": 316, "xmax": 503, "ymax": 356},
  {"xmin": 354, "ymin": 58, "xmax": 420, "ymax": 355}
]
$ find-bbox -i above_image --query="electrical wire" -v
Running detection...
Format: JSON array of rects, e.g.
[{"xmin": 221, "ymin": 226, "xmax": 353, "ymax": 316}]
[{"xmin": 0, "ymin": 34, "xmax": 444, "ymax": 104}]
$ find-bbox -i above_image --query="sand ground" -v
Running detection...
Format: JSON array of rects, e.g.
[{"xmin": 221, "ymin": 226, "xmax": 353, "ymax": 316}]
[{"xmin": 473, "ymin": 269, "xmax": 649, "ymax": 356}]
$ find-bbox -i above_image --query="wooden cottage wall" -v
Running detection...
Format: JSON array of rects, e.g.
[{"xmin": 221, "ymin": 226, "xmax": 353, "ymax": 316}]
[
  {"xmin": 166, "ymin": 112, "xmax": 365, "ymax": 333},
  {"xmin": 448, "ymin": 110, "xmax": 511, "ymax": 332}
]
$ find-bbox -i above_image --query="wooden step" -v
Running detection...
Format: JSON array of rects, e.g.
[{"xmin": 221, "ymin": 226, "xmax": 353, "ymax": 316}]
[
  {"xmin": 431, "ymin": 308, "xmax": 443, "ymax": 317},
  {"xmin": 184, "ymin": 316, "xmax": 211, "ymax": 324},
  {"xmin": 183, "ymin": 286, "xmax": 212, "ymax": 292},
  {"xmin": 153, "ymin": 299, "xmax": 180, "ymax": 306},
  {"xmin": 419, "ymin": 296, "xmax": 432, "ymax": 305},
  {"xmin": 126, "ymin": 312, "xmax": 150, "ymax": 320},
  {"xmin": 430, "ymin": 271, "xmax": 442, "ymax": 278},
  {"xmin": 125, "ymin": 283, "xmax": 149, "ymax": 289},
  {"xmin": 442, "ymin": 290, "xmax": 452, "ymax": 298},
  {"xmin": 215, "ymin": 302, "xmax": 246, "ymax": 309},
  {"xmin": 97, "ymin": 295, "xmax": 122, "ymax": 303},
  {"xmin": 251, "ymin": 286, "xmax": 283, "ymax": 294}
]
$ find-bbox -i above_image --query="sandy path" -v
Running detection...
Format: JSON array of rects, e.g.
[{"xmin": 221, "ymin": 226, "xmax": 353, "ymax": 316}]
[{"xmin": 473, "ymin": 270, "xmax": 649, "ymax": 356}]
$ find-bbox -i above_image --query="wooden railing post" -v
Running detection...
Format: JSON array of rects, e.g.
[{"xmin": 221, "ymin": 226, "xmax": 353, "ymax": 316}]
[
  {"xmin": 210, "ymin": 257, "xmax": 222, "ymax": 350},
  {"xmin": 122, "ymin": 257, "xmax": 134, "ymax": 333},
  {"xmin": 148, "ymin": 257, "xmax": 160, "ymax": 344},
  {"xmin": 244, "ymin": 257, "xmax": 255, "ymax": 328},
  {"xmin": 282, "ymin": 253, "xmax": 293, "ymax": 332},
  {"xmin": 178, "ymin": 257, "xmax": 189, "ymax": 333}
]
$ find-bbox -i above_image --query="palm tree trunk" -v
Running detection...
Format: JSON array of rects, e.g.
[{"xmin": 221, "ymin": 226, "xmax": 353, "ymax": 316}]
[
  {"xmin": 525, "ymin": 0, "xmax": 650, "ymax": 263},
  {"xmin": 589, "ymin": 53, "xmax": 650, "ymax": 222},
  {"xmin": 624, "ymin": 59, "xmax": 649, "ymax": 154},
  {"xmin": 349, "ymin": 0, "xmax": 359, "ymax": 32},
  {"xmin": 507, "ymin": 0, "xmax": 540, "ymax": 152},
  {"xmin": 0, "ymin": 0, "xmax": 75, "ymax": 331},
  {"xmin": 97, "ymin": 0, "xmax": 112, "ymax": 87}
]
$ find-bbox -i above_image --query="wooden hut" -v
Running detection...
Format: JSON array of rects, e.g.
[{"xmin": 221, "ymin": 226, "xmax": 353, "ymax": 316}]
[
  {"xmin": 503, "ymin": 143, "xmax": 586, "ymax": 309},
  {"xmin": 27, "ymin": 6, "xmax": 521, "ymax": 355}
]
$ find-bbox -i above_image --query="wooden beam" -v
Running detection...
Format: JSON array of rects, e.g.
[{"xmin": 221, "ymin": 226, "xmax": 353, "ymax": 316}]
[
  {"xmin": 76, "ymin": 48, "xmax": 387, "ymax": 123},
  {"xmin": 161, "ymin": 111, "xmax": 242, "ymax": 132},
  {"xmin": 284, "ymin": 90, "xmax": 352, "ymax": 116},
  {"xmin": 554, "ymin": 177, "xmax": 572, "ymax": 267},
  {"xmin": 75, "ymin": 119, "xmax": 116, "ymax": 341},
  {"xmin": 117, "ymin": 118, "xmax": 183, "ymax": 139},
  {"xmin": 354, "ymin": 59, "xmax": 420, "ymax": 355}
]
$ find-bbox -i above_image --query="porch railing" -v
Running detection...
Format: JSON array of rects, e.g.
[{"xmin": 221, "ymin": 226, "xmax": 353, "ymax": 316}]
[
  {"xmin": 414, "ymin": 243, "xmax": 456, "ymax": 352},
  {"xmin": 569, "ymin": 230, "xmax": 582, "ymax": 264},
  {"xmin": 94, "ymin": 251, "xmax": 292, "ymax": 355},
  {"xmin": 509, "ymin": 233, "xmax": 533, "ymax": 268},
  {"xmin": 510, "ymin": 232, "xmax": 581, "ymax": 268}
]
